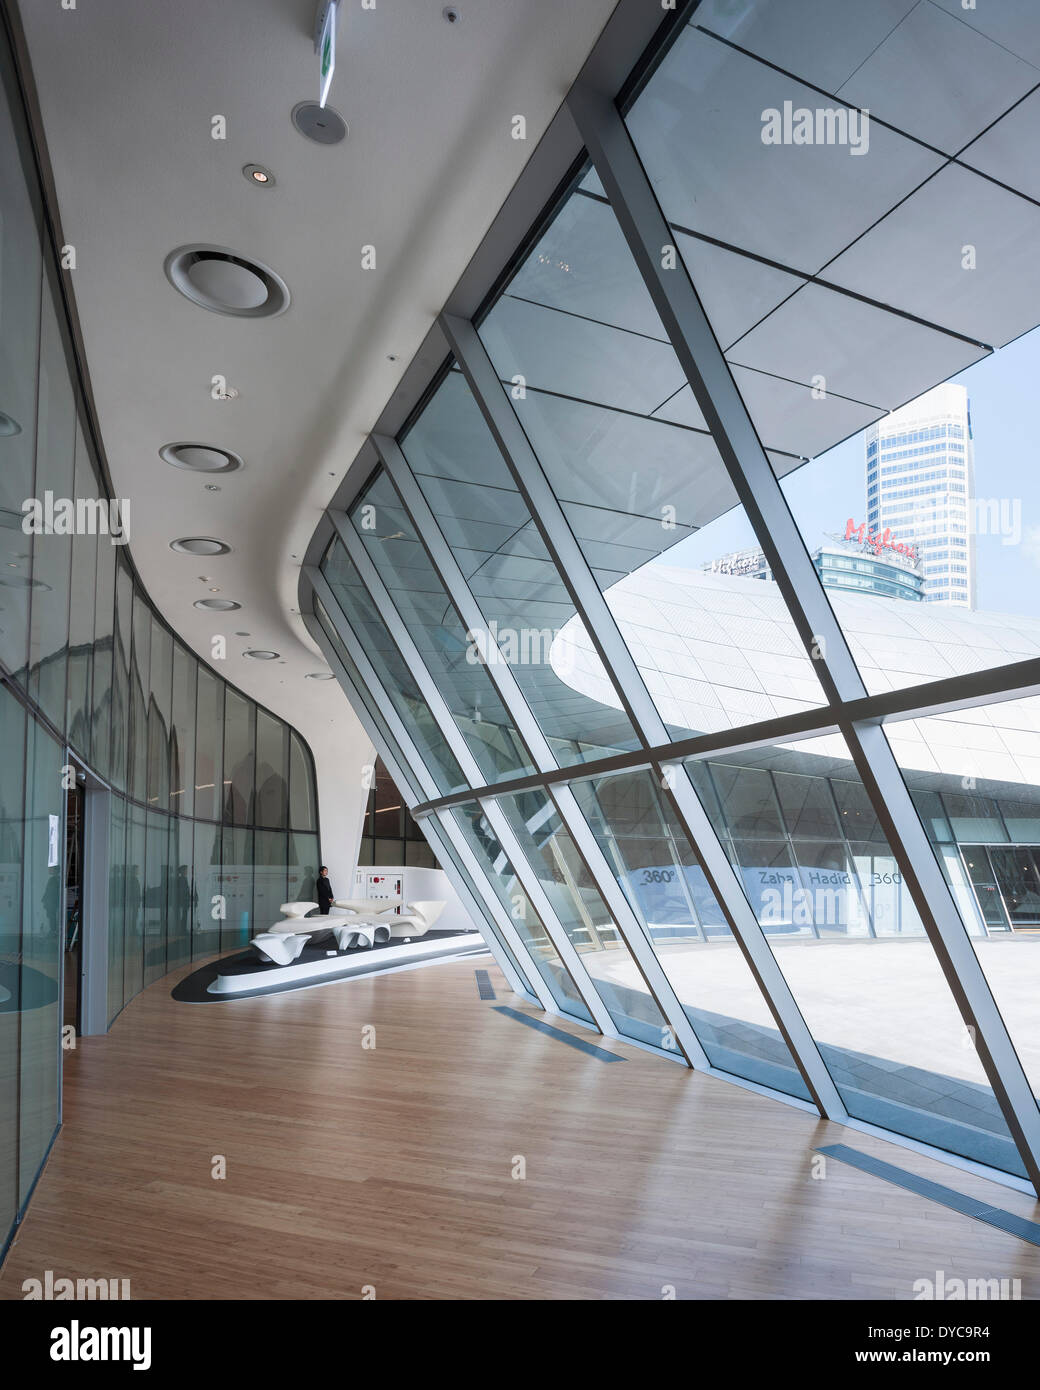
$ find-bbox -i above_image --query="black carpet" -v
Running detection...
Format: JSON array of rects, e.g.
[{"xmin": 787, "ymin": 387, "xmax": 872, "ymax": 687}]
[{"xmin": 172, "ymin": 928, "xmax": 485, "ymax": 1003}]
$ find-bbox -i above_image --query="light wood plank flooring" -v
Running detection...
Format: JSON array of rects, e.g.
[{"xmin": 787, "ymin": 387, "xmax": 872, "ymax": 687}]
[{"xmin": 2, "ymin": 954, "xmax": 1040, "ymax": 1300}]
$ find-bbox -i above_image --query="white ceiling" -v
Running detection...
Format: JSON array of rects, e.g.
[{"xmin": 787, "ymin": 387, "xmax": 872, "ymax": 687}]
[{"xmin": 18, "ymin": 0, "xmax": 619, "ymax": 754}]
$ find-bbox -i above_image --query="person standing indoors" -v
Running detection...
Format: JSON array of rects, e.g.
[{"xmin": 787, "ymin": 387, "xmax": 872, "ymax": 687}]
[{"xmin": 317, "ymin": 865, "xmax": 334, "ymax": 915}]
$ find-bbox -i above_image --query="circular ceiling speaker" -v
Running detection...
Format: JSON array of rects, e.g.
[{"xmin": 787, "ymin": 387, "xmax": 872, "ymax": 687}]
[
  {"xmin": 291, "ymin": 101, "xmax": 347, "ymax": 145},
  {"xmin": 0, "ymin": 410, "xmax": 21, "ymax": 436},
  {"xmin": 244, "ymin": 649, "xmax": 279, "ymax": 660},
  {"xmin": 193, "ymin": 597, "xmax": 241, "ymax": 611},
  {"xmin": 170, "ymin": 536, "xmax": 231, "ymax": 556},
  {"xmin": 160, "ymin": 442, "xmax": 242, "ymax": 474},
  {"xmin": 164, "ymin": 246, "xmax": 290, "ymax": 318}
]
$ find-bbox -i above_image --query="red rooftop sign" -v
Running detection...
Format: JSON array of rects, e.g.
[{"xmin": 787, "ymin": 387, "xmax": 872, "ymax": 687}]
[{"xmin": 844, "ymin": 519, "xmax": 919, "ymax": 564}]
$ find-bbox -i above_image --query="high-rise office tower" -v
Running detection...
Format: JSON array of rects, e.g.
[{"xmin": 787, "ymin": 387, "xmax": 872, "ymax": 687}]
[{"xmin": 866, "ymin": 383, "xmax": 976, "ymax": 608}]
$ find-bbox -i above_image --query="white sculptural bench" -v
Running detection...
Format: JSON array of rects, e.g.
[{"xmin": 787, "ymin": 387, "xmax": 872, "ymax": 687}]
[{"xmin": 250, "ymin": 899, "xmax": 447, "ymax": 964}]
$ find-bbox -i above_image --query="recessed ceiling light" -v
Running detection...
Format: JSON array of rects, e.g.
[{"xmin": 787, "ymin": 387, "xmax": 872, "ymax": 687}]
[
  {"xmin": 306, "ymin": 672, "xmax": 335, "ymax": 680},
  {"xmin": 244, "ymin": 649, "xmax": 279, "ymax": 660},
  {"xmin": 204, "ymin": 484, "xmax": 221, "ymax": 493},
  {"xmin": 0, "ymin": 410, "xmax": 21, "ymax": 436},
  {"xmin": 160, "ymin": 442, "xmax": 242, "ymax": 474},
  {"xmin": 194, "ymin": 598, "xmax": 240, "ymax": 611},
  {"xmin": 291, "ymin": 101, "xmax": 347, "ymax": 145},
  {"xmin": 164, "ymin": 245, "xmax": 290, "ymax": 318},
  {"xmin": 170, "ymin": 537, "xmax": 231, "ymax": 556},
  {"xmin": 243, "ymin": 163, "xmax": 274, "ymax": 186},
  {"xmin": 208, "ymin": 587, "xmax": 221, "ymax": 592}
]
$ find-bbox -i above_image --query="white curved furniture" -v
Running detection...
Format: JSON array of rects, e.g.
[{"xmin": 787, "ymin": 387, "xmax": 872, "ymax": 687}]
[
  {"xmin": 333, "ymin": 923, "xmax": 378, "ymax": 950},
  {"xmin": 332, "ymin": 898, "xmax": 400, "ymax": 917},
  {"xmin": 279, "ymin": 901, "xmax": 319, "ymax": 919},
  {"xmin": 252, "ymin": 932, "xmax": 309, "ymax": 965},
  {"xmin": 387, "ymin": 900, "xmax": 446, "ymax": 940}
]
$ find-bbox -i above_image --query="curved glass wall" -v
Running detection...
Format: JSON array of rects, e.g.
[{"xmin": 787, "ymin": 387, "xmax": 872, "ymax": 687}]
[
  {"xmin": 305, "ymin": 0, "xmax": 1040, "ymax": 1192},
  {"xmin": 0, "ymin": 27, "xmax": 321, "ymax": 1261}
]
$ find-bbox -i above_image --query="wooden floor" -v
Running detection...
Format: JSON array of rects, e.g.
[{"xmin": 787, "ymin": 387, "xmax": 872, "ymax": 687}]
[{"xmin": 3, "ymin": 953, "xmax": 1040, "ymax": 1300}]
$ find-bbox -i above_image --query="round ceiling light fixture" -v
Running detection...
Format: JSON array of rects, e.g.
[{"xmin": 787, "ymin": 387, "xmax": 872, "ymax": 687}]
[
  {"xmin": 243, "ymin": 163, "xmax": 274, "ymax": 186},
  {"xmin": 244, "ymin": 649, "xmax": 279, "ymax": 660},
  {"xmin": 0, "ymin": 410, "xmax": 21, "ymax": 436},
  {"xmin": 170, "ymin": 536, "xmax": 231, "ymax": 556},
  {"xmin": 291, "ymin": 101, "xmax": 347, "ymax": 145},
  {"xmin": 193, "ymin": 597, "xmax": 241, "ymax": 612},
  {"xmin": 160, "ymin": 442, "xmax": 242, "ymax": 474},
  {"xmin": 306, "ymin": 672, "xmax": 335, "ymax": 680},
  {"xmin": 164, "ymin": 245, "xmax": 290, "ymax": 318}
]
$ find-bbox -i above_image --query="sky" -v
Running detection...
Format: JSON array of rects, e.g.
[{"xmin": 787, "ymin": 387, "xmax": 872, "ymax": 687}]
[{"xmin": 659, "ymin": 326, "xmax": 1040, "ymax": 619}]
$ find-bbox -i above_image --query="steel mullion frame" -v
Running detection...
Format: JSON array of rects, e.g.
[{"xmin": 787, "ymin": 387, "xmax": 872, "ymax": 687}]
[
  {"xmin": 440, "ymin": 313, "xmax": 732, "ymax": 1064},
  {"xmin": 548, "ymin": 783, "xmax": 708, "ymax": 1066},
  {"xmin": 330, "ymin": 506, "xmax": 545, "ymax": 786},
  {"xmin": 571, "ymin": 81, "xmax": 1040, "ymax": 1186},
  {"xmin": 477, "ymin": 796, "xmax": 618, "ymax": 1036},
  {"xmin": 304, "ymin": 566, "xmax": 438, "ymax": 801},
  {"xmin": 434, "ymin": 804, "xmax": 591, "ymax": 1019},
  {"xmin": 301, "ymin": 574, "xmax": 540, "ymax": 1001},
  {"xmin": 372, "ymin": 431, "xmax": 559, "ymax": 774},
  {"xmin": 566, "ymin": 82, "xmax": 864, "ymax": 708},
  {"xmin": 422, "ymin": 811, "xmax": 546, "ymax": 1006},
  {"xmin": 656, "ymin": 761, "xmax": 848, "ymax": 1117},
  {"xmin": 442, "ymin": 239, "xmax": 844, "ymax": 1084},
  {"xmin": 440, "ymin": 311, "xmax": 666, "ymax": 746},
  {"xmin": 301, "ymin": 587, "xmax": 537, "ymax": 1000},
  {"xmin": 318, "ymin": 528, "xmax": 605, "ymax": 1022},
  {"xmin": 440, "ymin": 315, "xmax": 714, "ymax": 1060},
  {"xmin": 405, "ymin": 647, "xmax": 1040, "ymax": 815},
  {"xmin": 330, "ymin": 508, "xmax": 509, "ymax": 787},
  {"xmin": 844, "ymin": 720, "xmax": 1040, "ymax": 1188}
]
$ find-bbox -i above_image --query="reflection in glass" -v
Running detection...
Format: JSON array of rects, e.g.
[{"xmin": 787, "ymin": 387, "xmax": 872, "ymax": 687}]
[
  {"xmin": 0, "ymin": 686, "xmax": 26, "ymax": 1237},
  {"xmin": 317, "ymin": 565, "xmax": 466, "ymax": 795},
  {"xmin": 887, "ymin": 698, "xmax": 1040, "ymax": 1106},
  {"xmin": 194, "ymin": 666, "xmax": 224, "ymax": 822},
  {"xmin": 221, "ymin": 826, "xmax": 253, "ymax": 950},
  {"xmin": 19, "ymin": 715, "xmax": 63, "ymax": 1205},
  {"xmin": 571, "ymin": 768, "xmax": 810, "ymax": 1098},
  {"xmin": 254, "ymin": 831, "xmax": 288, "ymax": 932},
  {"xmin": 66, "ymin": 427, "xmax": 98, "ymax": 753},
  {"xmin": 402, "ymin": 369, "xmax": 640, "ymax": 763},
  {"xmin": 223, "ymin": 689, "xmax": 256, "ymax": 825},
  {"xmin": 495, "ymin": 787, "xmax": 668, "ymax": 1046},
  {"xmin": 191, "ymin": 820, "xmax": 222, "ymax": 960},
  {"xmin": 256, "ymin": 711, "xmax": 289, "ymax": 829},
  {"xmin": 450, "ymin": 802, "xmax": 592, "ymax": 1022},
  {"xmin": 686, "ymin": 736, "xmax": 1023, "ymax": 1177},
  {"xmin": 348, "ymin": 470, "xmax": 535, "ymax": 784},
  {"xmin": 27, "ymin": 286, "xmax": 75, "ymax": 730}
]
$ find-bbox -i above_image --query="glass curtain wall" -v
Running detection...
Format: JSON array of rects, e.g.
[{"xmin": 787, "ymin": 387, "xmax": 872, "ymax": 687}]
[
  {"xmin": 306, "ymin": 0, "xmax": 1040, "ymax": 1191},
  {"xmin": 0, "ymin": 18, "xmax": 322, "ymax": 1261}
]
